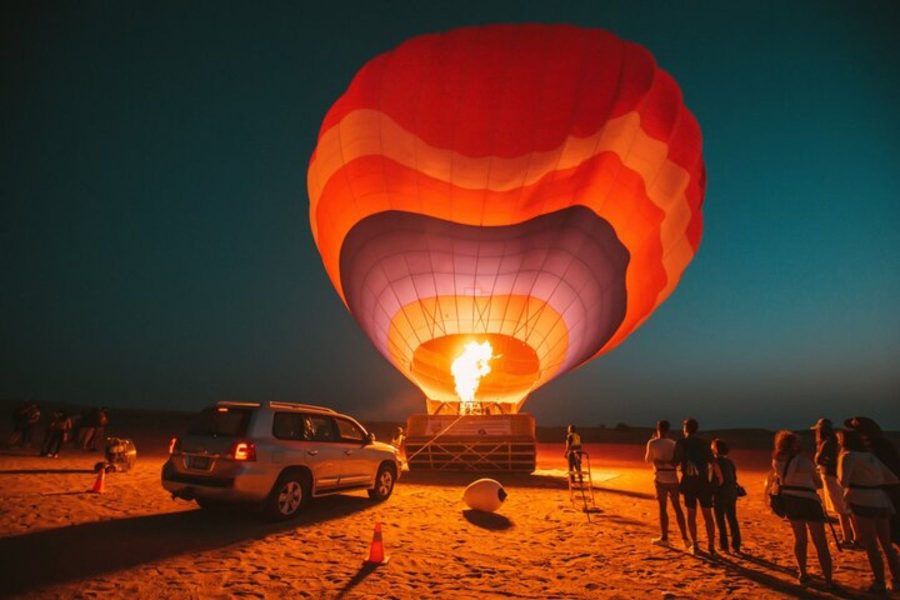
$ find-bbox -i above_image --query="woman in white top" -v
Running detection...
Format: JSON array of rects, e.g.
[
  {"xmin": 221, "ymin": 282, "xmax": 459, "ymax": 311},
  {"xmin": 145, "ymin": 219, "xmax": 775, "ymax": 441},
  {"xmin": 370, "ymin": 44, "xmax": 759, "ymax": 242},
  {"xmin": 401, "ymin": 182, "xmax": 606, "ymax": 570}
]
[
  {"xmin": 838, "ymin": 429, "xmax": 899, "ymax": 594},
  {"xmin": 772, "ymin": 430, "xmax": 834, "ymax": 588}
]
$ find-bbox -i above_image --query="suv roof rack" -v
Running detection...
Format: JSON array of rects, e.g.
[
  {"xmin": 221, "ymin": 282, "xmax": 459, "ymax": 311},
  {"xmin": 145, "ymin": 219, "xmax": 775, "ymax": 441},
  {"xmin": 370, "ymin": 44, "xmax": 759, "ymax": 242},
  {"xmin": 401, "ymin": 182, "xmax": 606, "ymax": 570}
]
[
  {"xmin": 216, "ymin": 400, "xmax": 262, "ymax": 408},
  {"xmin": 267, "ymin": 401, "xmax": 337, "ymax": 413}
]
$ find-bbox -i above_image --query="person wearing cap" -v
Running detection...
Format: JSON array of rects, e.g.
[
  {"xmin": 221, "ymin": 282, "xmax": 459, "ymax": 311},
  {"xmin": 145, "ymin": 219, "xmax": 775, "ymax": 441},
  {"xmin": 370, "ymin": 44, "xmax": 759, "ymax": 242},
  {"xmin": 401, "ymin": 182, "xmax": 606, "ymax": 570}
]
[
  {"xmin": 812, "ymin": 418, "xmax": 856, "ymax": 547},
  {"xmin": 838, "ymin": 428, "xmax": 899, "ymax": 594}
]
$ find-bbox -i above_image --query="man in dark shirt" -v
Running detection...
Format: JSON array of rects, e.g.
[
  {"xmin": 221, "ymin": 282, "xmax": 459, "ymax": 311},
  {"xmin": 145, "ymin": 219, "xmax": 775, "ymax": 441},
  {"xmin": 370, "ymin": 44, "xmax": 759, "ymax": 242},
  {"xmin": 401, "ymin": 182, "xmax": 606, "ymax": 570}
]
[{"xmin": 674, "ymin": 417, "xmax": 720, "ymax": 555}]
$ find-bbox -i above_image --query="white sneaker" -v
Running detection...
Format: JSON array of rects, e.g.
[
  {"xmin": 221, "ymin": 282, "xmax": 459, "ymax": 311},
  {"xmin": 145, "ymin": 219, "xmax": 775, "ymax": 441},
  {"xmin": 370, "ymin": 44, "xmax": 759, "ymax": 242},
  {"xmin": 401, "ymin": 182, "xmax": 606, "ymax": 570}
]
[{"xmin": 651, "ymin": 537, "xmax": 668, "ymax": 546}]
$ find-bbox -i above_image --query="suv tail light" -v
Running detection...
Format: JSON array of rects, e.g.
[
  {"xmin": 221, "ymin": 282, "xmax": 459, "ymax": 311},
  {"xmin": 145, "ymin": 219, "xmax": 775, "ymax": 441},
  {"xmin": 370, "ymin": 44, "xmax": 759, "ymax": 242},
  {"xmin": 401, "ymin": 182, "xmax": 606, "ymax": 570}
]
[
  {"xmin": 231, "ymin": 441, "xmax": 256, "ymax": 462},
  {"xmin": 168, "ymin": 437, "xmax": 180, "ymax": 455}
]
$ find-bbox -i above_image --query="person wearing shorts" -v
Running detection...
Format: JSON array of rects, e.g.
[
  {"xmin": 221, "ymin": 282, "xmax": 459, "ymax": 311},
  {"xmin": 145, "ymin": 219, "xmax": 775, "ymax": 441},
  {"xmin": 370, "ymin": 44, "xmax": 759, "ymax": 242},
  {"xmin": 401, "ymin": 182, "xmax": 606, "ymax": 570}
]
[
  {"xmin": 772, "ymin": 430, "xmax": 834, "ymax": 589},
  {"xmin": 674, "ymin": 418, "xmax": 721, "ymax": 555},
  {"xmin": 838, "ymin": 429, "xmax": 899, "ymax": 594},
  {"xmin": 645, "ymin": 420, "xmax": 687, "ymax": 547}
]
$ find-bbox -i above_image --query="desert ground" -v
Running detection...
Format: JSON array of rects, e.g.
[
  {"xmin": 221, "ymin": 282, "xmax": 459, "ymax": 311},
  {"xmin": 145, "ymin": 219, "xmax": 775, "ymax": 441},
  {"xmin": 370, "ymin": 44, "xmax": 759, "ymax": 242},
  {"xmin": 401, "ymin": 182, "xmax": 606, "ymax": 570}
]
[{"xmin": 0, "ymin": 440, "xmax": 891, "ymax": 599}]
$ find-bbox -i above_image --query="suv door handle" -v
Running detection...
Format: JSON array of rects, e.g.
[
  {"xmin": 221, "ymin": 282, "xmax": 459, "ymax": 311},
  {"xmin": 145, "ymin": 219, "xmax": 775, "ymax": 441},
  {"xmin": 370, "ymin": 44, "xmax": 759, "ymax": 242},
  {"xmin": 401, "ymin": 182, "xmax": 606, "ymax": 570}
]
[
  {"xmin": 307, "ymin": 450, "xmax": 319, "ymax": 456},
  {"xmin": 344, "ymin": 450, "xmax": 353, "ymax": 455}
]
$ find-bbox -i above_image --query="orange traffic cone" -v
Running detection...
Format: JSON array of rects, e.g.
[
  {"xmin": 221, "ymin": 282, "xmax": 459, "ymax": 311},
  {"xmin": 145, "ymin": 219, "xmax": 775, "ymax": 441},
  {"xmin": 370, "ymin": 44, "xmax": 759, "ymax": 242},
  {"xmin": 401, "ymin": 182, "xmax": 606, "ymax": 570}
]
[
  {"xmin": 364, "ymin": 522, "xmax": 389, "ymax": 565},
  {"xmin": 89, "ymin": 467, "xmax": 106, "ymax": 494}
]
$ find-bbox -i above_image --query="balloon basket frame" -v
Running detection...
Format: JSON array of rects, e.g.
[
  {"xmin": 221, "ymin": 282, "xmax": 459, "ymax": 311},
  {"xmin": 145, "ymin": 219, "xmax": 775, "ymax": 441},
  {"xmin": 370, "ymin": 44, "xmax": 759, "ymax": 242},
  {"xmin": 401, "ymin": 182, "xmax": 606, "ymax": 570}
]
[{"xmin": 404, "ymin": 413, "xmax": 536, "ymax": 473}]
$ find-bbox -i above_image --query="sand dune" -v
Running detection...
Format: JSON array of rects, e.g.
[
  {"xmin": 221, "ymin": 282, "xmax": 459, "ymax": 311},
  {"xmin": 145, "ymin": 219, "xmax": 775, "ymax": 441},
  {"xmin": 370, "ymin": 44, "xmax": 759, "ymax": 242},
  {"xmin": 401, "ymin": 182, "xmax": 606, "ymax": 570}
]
[{"xmin": 0, "ymin": 443, "xmax": 887, "ymax": 599}]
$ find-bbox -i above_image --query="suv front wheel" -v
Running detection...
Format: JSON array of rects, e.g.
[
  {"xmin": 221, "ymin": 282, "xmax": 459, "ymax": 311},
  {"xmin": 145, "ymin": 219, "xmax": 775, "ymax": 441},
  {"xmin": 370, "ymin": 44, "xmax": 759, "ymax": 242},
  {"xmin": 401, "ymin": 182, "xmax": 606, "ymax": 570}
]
[
  {"xmin": 265, "ymin": 470, "xmax": 310, "ymax": 520},
  {"xmin": 368, "ymin": 463, "xmax": 396, "ymax": 502}
]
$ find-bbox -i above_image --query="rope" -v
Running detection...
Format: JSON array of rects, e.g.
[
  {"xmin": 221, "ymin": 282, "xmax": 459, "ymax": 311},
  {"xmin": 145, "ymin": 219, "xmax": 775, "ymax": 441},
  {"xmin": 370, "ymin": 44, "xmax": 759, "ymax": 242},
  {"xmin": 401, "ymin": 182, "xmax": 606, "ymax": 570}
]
[{"xmin": 402, "ymin": 413, "xmax": 468, "ymax": 467}]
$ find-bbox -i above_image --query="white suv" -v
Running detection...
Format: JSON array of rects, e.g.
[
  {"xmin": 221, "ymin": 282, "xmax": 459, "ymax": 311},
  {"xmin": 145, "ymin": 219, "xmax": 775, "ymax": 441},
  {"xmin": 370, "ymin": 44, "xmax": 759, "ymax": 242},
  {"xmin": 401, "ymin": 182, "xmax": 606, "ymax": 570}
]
[{"xmin": 161, "ymin": 401, "xmax": 400, "ymax": 519}]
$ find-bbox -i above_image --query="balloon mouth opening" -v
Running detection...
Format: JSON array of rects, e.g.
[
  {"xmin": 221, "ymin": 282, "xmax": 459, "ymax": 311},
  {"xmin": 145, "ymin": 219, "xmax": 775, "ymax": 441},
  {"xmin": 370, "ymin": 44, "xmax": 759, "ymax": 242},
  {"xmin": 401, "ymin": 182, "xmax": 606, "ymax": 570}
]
[{"xmin": 411, "ymin": 333, "xmax": 540, "ymax": 414}]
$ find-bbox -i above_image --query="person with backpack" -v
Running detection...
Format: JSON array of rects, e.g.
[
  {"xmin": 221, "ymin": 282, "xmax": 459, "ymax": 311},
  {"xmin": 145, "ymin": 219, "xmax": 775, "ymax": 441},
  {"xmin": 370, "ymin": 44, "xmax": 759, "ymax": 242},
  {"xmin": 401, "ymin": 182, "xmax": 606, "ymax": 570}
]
[
  {"xmin": 838, "ymin": 428, "xmax": 899, "ymax": 594},
  {"xmin": 673, "ymin": 418, "xmax": 721, "ymax": 556},
  {"xmin": 771, "ymin": 430, "xmax": 835, "ymax": 588},
  {"xmin": 645, "ymin": 419, "xmax": 688, "ymax": 547},
  {"xmin": 711, "ymin": 438, "xmax": 742, "ymax": 554}
]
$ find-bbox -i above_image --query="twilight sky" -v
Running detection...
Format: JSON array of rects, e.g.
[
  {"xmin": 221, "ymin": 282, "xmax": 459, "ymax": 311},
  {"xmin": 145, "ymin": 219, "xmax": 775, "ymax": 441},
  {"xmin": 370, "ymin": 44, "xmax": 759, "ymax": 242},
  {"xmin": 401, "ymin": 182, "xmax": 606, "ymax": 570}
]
[{"xmin": 2, "ymin": 1, "xmax": 898, "ymax": 428}]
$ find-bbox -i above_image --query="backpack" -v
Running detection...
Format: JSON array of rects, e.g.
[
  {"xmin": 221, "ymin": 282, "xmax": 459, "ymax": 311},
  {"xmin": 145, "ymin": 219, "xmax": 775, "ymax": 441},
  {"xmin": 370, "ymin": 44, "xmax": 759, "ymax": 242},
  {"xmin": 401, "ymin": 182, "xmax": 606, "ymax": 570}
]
[{"xmin": 767, "ymin": 455, "xmax": 794, "ymax": 518}]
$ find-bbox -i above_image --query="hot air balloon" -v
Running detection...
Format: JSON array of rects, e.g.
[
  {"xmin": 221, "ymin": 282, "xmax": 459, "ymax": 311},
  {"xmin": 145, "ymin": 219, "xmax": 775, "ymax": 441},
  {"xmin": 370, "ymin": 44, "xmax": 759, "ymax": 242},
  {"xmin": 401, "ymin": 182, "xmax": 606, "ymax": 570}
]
[{"xmin": 308, "ymin": 24, "xmax": 705, "ymax": 468}]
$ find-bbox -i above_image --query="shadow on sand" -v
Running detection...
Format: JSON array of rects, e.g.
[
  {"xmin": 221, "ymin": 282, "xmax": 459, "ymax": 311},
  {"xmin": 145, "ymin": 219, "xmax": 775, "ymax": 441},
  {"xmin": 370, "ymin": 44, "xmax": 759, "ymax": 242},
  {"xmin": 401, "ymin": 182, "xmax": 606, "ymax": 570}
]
[
  {"xmin": 0, "ymin": 495, "xmax": 375, "ymax": 596},
  {"xmin": 462, "ymin": 509, "xmax": 513, "ymax": 530},
  {"xmin": 335, "ymin": 562, "xmax": 381, "ymax": 599},
  {"xmin": 667, "ymin": 547, "xmax": 852, "ymax": 600}
]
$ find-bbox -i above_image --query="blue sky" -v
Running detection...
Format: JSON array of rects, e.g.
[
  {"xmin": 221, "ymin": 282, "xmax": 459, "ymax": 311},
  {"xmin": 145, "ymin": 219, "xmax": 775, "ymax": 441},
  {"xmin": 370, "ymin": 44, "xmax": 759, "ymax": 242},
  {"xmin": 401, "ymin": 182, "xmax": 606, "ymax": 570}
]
[{"xmin": 2, "ymin": 1, "xmax": 898, "ymax": 428}]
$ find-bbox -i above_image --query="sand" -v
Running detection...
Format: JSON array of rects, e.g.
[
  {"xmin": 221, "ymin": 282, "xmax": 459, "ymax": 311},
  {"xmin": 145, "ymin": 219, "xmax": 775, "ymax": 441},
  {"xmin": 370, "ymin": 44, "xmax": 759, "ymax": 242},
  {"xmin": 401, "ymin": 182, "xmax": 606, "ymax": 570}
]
[{"xmin": 0, "ymin": 442, "xmax": 887, "ymax": 599}]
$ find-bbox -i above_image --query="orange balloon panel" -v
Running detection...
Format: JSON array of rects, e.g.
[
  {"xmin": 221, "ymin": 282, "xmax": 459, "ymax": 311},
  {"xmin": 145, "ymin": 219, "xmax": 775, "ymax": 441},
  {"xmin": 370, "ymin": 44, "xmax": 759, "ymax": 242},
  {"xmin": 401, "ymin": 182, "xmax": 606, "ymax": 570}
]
[{"xmin": 308, "ymin": 24, "xmax": 706, "ymax": 411}]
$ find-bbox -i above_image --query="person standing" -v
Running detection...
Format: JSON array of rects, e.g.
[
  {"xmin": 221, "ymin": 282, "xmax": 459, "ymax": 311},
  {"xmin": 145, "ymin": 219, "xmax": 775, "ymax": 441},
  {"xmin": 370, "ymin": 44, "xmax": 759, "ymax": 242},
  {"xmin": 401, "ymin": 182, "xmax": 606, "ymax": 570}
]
[
  {"xmin": 7, "ymin": 402, "xmax": 28, "ymax": 448},
  {"xmin": 645, "ymin": 420, "xmax": 688, "ymax": 547},
  {"xmin": 391, "ymin": 426, "xmax": 406, "ymax": 464},
  {"xmin": 674, "ymin": 418, "xmax": 721, "ymax": 556},
  {"xmin": 23, "ymin": 401, "xmax": 41, "ymax": 449},
  {"xmin": 844, "ymin": 416, "xmax": 900, "ymax": 548},
  {"xmin": 711, "ymin": 438, "xmax": 741, "ymax": 554},
  {"xmin": 811, "ymin": 418, "xmax": 856, "ymax": 547},
  {"xmin": 40, "ymin": 410, "xmax": 71, "ymax": 458},
  {"xmin": 565, "ymin": 425, "xmax": 583, "ymax": 484},
  {"xmin": 772, "ymin": 430, "xmax": 834, "ymax": 588},
  {"xmin": 88, "ymin": 407, "xmax": 108, "ymax": 451},
  {"xmin": 838, "ymin": 428, "xmax": 899, "ymax": 594},
  {"xmin": 77, "ymin": 408, "xmax": 94, "ymax": 450}
]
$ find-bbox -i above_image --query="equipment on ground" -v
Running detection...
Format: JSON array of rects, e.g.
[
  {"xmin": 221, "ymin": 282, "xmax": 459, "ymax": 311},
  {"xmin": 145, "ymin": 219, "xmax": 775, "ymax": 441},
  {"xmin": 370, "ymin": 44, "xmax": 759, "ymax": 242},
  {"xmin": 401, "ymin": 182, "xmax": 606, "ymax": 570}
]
[
  {"xmin": 95, "ymin": 437, "xmax": 137, "ymax": 473},
  {"xmin": 463, "ymin": 478, "xmax": 507, "ymax": 513}
]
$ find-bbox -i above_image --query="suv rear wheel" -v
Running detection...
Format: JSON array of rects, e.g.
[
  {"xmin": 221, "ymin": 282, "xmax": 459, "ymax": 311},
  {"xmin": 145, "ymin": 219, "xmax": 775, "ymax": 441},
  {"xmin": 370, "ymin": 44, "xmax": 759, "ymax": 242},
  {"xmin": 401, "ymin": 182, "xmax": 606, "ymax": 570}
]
[
  {"xmin": 264, "ymin": 470, "xmax": 310, "ymax": 520},
  {"xmin": 368, "ymin": 463, "xmax": 396, "ymax": 502}
]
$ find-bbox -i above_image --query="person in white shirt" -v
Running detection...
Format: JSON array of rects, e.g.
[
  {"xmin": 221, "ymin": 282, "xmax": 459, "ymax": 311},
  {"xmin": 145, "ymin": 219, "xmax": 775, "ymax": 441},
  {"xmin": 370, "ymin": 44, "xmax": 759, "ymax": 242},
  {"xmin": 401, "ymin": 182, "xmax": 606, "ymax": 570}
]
[
  {"xmin": 645, "ymin": 420, "xmax": 688, "ymax": 547},
  {"xmin": 772, "ymin": 430, "xmax": 834, "ymax": 589},
  {"xmin": 838, "ymin": 429, "xmax": 899, "ymax": 594}
]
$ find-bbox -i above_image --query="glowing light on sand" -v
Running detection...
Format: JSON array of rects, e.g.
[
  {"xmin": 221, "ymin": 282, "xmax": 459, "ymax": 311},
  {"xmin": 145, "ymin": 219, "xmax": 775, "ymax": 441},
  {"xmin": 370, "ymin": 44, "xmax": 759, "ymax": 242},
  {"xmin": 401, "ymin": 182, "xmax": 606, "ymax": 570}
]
[{"xmin": 451, "ymin": 341, "xmax": 494, "ymax": 412}]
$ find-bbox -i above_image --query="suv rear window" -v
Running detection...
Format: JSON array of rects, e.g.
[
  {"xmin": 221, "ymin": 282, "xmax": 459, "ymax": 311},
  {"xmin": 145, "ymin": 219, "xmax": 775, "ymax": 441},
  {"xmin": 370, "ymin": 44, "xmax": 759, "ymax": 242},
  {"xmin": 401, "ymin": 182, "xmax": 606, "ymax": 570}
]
[{"xmin": 188, "ymin": 407, "xmax": 252, "ymax": 437}]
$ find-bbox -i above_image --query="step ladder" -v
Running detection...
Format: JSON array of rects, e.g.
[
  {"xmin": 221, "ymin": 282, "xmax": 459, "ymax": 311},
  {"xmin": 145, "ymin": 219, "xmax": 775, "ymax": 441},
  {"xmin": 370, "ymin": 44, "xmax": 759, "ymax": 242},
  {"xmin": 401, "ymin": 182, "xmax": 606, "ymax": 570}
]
[{"xmin": 568, "ymin": 451, "xmax": 601, "ymax": 521}]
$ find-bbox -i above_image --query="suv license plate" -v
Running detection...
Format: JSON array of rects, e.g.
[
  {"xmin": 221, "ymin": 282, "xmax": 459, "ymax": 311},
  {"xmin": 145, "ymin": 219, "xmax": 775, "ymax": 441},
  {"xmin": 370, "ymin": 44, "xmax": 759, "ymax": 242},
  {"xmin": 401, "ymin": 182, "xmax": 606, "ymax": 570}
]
[{"xmin": 188, "ymin": 456, "xmax": 211, "ymax": 470}]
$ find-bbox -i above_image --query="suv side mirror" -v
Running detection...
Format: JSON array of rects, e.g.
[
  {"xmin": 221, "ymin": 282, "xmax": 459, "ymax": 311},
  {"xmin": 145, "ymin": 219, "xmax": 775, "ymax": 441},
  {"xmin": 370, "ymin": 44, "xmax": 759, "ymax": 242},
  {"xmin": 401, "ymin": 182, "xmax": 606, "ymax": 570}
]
[{"xmin": 366, "ymin": 432, "xmax": 376, "ymax": 445}]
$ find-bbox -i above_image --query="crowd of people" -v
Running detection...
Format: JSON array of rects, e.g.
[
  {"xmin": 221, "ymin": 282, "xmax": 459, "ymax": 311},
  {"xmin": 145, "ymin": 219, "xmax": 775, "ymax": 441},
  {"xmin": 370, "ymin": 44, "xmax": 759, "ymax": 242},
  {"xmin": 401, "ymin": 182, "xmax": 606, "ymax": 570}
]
[
  {"xmin": 642, "ymin": 415, "xmax": 899, "ymax": 593},
  {"xmin": 5, "ymin": 401, "xmax": 109, "ymax": 458}
]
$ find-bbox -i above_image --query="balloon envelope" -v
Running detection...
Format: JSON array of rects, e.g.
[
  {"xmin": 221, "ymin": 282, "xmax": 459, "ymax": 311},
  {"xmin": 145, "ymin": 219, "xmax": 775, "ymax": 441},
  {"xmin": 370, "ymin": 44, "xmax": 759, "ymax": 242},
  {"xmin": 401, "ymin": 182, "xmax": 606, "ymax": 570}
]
[{"xmin": 308, "ymin": 24, "xmax": 706, "ymax": 413}]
